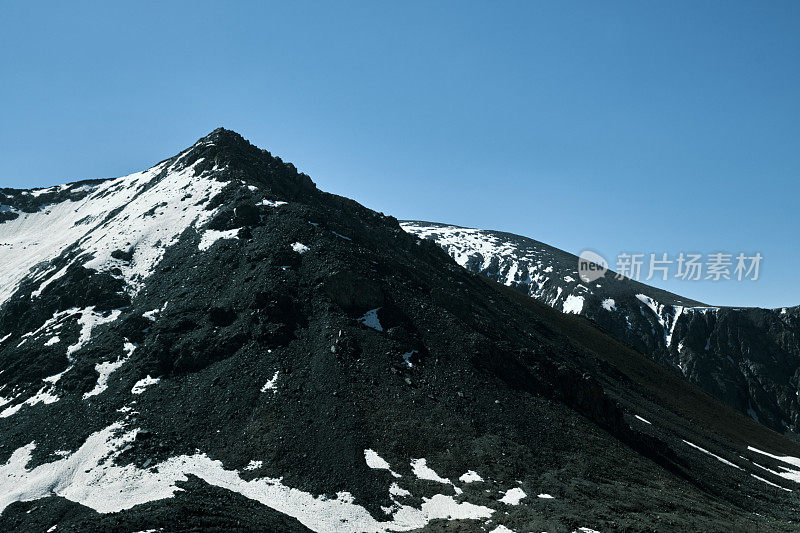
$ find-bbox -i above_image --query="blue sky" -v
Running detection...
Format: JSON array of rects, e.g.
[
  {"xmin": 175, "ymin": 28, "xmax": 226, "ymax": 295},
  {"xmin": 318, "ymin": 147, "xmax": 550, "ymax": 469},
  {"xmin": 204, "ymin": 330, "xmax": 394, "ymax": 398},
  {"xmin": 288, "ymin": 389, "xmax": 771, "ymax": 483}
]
[{"xmin": 1, "ymin": 1, "xmax": 798, "ymax": 307}]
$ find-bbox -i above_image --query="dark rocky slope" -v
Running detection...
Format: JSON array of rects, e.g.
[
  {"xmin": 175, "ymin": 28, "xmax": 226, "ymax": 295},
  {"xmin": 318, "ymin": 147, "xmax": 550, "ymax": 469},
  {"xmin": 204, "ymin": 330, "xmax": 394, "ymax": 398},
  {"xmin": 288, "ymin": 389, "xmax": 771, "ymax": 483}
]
[
  {"xmin": 0, "ymin": 130, "xmax": 799, "ymax": 532},
  {"xmin": 402, "ymin": 222, "xmax": 800, "ymax": 437}
]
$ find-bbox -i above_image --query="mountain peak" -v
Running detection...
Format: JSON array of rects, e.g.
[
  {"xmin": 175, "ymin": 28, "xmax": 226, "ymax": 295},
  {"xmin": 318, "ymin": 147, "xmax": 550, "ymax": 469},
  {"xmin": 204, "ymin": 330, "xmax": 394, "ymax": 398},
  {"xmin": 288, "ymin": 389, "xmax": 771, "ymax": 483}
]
[
  {"xmin": 3, "ymin": 132, "xmax": 800, "ymax": 531},
  {"xmin": 196, "ymin": 127, "xmax": 251, "ymax": 148},
  {"xmin": 175, "ymin": 128, "xmax": 317, "ymax": 201},
  {"xmin": 183, "ymin": 127, "xmax": 261, "ymax": 162}
]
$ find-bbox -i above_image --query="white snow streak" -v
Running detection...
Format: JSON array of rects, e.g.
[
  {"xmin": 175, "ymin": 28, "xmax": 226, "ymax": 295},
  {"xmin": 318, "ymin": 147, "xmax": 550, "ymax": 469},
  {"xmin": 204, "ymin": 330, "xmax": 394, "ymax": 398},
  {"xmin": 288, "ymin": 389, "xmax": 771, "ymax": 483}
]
[
  {"xmin": 259, "ymin": 199, "xmax": 286, "ymax": 207},
  {"xmin": 131, "ymin": 376, "xmax": 160, "ymax": 395},
  {"xmin": 751, "ymin": 474, "xmax": 792, "ymax": 491},
  {"xmin": 83, "ymin": 343, "xmax": 137, "ymax": 399},
  {"xmin": 0, "ymin": 387, "xmax": 59, "ymax": 418},
  {"xmin": 260, "ymin": 371, "xmax": 279, "ymax": 393},
  {"xmin": 748, "ymin": 446, "xmax": 800, "ymax": 483},
  {"xmin": 682, "ymin": 440, "xmax": 741, "ymax": 470},
  {"xmin": 365, "ymin": 450, "xmax": 401, "ymax": 478},
  {"xmin": 410, "ymin": 459, "xmax": 450, "ymax": 484}
]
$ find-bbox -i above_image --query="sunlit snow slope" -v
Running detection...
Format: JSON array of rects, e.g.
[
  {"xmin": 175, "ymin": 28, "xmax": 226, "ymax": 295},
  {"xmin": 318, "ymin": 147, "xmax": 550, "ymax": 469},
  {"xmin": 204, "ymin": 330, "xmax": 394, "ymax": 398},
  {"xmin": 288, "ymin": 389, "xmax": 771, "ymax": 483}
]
[{"xmin": 0, "ymin": 142, "xmax": 232, "ymax": 307}]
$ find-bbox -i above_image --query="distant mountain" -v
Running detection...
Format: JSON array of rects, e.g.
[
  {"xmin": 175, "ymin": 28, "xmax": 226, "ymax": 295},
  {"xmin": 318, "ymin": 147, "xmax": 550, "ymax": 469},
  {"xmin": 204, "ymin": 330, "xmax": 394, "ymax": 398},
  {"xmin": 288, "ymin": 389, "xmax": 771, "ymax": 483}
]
[
  {"xmin": 401, "ymin": 221, "xmax": 800, "ymax": 436},
  {"xmin": 0, "ymin": 130, "xmax": 799, "ymax": 531}
]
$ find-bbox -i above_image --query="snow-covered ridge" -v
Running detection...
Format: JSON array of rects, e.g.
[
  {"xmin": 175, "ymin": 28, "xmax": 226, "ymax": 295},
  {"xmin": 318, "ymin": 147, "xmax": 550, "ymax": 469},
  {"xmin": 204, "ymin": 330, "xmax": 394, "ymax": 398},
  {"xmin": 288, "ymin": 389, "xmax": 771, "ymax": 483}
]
[
  {"xmin": 400, "ymin": 221, "xmax": 721, "ymax": 327},
  {"xmin": 400, "ymin": 223, "xmax": 522, "ymax": 274},
  {"xmin": 400, "ymin": 222, "xmax": 721, "ymax": 349},
  {"xmin": 0, "ymin": 147, "xmax": 230, "ymax": 308},
  {"xmin": 400, "ymin": 222, "xmax": 582, "ymax": 310}
]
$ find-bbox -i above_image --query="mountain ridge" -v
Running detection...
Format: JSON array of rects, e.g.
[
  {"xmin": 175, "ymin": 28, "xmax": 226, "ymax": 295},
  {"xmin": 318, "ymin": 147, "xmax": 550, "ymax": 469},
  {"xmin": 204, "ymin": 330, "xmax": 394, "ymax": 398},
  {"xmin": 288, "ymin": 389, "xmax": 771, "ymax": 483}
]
[
  {"xmin": 0, "ymin": 130, "xmax": 799, "ymax": 531},
  {"xmin": 405, "ymin": 220, "xmax": 796, "ymax": 312},
  {"xmin": 401, "ymin": 220, "xmax": 800, "ymax": 435}
]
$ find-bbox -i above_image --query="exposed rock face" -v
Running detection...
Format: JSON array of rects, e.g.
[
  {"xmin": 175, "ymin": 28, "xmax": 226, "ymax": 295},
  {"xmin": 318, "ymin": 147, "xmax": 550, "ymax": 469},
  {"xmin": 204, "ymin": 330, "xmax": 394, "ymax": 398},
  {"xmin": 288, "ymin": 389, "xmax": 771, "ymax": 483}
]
[
  {"xmin": 1, "ymin": 131, "xmax": 799, "ymax": 531},
  {"xmin": 401, "ymin": 222, "xmax": 800, "ymax": 434}
]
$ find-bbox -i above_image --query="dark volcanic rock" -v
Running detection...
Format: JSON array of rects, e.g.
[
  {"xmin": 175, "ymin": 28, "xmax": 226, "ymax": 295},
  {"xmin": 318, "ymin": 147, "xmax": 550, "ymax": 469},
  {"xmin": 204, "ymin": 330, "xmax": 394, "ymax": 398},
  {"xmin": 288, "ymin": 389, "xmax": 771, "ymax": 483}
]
[{"xmin": 0, "ymin": 131, "xmax": 798, "ymax": 532}]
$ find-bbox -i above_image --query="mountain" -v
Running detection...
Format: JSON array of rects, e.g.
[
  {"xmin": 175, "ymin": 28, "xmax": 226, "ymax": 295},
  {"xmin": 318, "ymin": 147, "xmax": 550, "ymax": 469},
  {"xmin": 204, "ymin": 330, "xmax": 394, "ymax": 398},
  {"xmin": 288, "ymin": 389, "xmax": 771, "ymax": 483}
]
[
  {"xmin": 1, "ymin": 130, "xmax": 799, "ymax": 532},
  {"xmin": 400, "ymin": 222, "xmax": 800, "ymax": 437}
]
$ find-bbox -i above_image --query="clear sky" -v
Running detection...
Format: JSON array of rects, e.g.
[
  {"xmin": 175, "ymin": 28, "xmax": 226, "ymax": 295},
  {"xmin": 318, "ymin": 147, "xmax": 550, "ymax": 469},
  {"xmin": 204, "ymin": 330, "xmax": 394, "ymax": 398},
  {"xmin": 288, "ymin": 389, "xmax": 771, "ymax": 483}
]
[{"xmin": 1, "ymin": 1, "xmax": 798, "ymax": 308}]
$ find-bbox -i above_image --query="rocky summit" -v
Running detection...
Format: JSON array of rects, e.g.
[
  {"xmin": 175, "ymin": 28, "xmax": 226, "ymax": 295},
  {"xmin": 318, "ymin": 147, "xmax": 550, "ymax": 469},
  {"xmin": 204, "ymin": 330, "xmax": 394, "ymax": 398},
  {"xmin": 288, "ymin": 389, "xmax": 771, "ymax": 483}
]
[{"xmin": 1, "ymin": 129, "xmax": 799, "ymax": 532}]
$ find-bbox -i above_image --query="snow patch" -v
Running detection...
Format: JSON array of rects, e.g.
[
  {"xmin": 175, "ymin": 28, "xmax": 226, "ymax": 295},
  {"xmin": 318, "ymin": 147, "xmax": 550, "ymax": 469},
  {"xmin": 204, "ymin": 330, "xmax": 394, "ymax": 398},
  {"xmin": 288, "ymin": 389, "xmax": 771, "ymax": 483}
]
[
  {"xmin": 358, "ymin": 308, "xmax": 383, "ymax": 332},
  {"xmin": 458, "ymin": 471, "xmax": 482, "ymax": 483},
  {"xmin": 43, "ymin": 335, "xmax": 60, "ymax": 346},
  {"xmin": 0, "ymin": 387, "xmax": 60, "ymax": 418},
  {"xmin": 0, "ymin": 158, "xmax": 228, "ymax": 307},
  {"xmin": 747, "ymin": 446, "xmax": 800, "ymax": 483},
  {"xmin": 601, "ymin": 298, "xmax": 616, "ymax": 311},
  {"xmin": 244, "ymin": 460, "xmax": 263, "ymax": 471},
  {"xmin": 291, "ymin": 242, "xmax": 309, "ymax": 254},
  {"xmin": 0, "ymin": 423, "xmax": 494, "ymax": 531},
  {"xmin": 666, "ymin": 306, "xmax": 684, "ymax": 348},
  {"xmin": 562, "ymin": 295, "xmax": 584, "ymax": 315},
  {"xmin": 365, "ymin": 450, "xmax": 392, "ymax": 471},
  {"xmin": 260, "ymin": 371, "xmax": 279, "ymax": 393},
  {"xmin": 66, "ymin": 307, "xmax": 122, "ymax": 358},
  {"xmin": 199, "ymin": 228, "xmax": 240, "ymax": 251},
  {"xmin": 419, "ymin": 494, "xmax": 492, "ymax": 521},
  {"xmin": 389, "ymin": 483, "xmax": 411, "ymax": 497},
  {"xmin": 365, "ymin": 450, "xmax": 401, "ymax": 478},
  {"xmin": 83, "ymin": 344, "xmax": 136, "ymax": 399},
  {"xmin": 292, "ymin": 242, "xmax": 308, "ymax": 254},
  {"xmin": 142, "ymin": 301, "xmax": 168, "ymax": 321},
  {"xmin": 131, "ymin": 376, "xmax": 160, "ymax": 395},
  {"xmin": 411, "ymin": 459, "xmax": 450, "ymax": 484},
  {"xmin": 259, "ymin": 199, "xmax": 287, "ymax": 207},
  {"xmin": 498, "ymin": 487, "xmax": 526, "ymax": 505}
]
